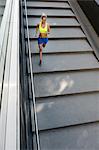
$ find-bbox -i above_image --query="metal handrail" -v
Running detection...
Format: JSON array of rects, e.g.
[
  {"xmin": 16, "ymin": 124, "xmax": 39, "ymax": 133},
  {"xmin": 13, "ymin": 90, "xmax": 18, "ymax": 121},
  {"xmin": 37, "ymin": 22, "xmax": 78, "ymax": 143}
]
[{"xmin": 23, "ymin": 0, "xmax": 40, "ymax": 150}]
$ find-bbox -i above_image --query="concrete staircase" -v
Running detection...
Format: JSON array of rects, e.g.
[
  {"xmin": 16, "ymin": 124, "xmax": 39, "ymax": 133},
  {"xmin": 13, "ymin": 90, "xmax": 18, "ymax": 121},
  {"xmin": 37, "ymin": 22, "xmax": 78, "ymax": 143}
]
[{"xmin": 23, "ymin": 0, "xmax": 99, "ymax": 149}]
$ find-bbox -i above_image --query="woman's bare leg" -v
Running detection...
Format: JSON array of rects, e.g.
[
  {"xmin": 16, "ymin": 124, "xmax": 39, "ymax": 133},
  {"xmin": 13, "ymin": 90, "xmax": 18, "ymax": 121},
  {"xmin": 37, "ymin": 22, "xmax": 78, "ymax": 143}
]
[{"xmin": 39, "ymin": 44, "xmax": 43, "ymax": 65}]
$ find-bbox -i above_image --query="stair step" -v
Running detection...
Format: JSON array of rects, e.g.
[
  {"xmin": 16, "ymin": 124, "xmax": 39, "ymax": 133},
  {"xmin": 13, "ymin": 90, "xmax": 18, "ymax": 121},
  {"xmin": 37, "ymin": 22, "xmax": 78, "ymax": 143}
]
[
  {"xmin": 29, "ymin": 39, "xmax": 93, "ymax": 54},
  {"xmin": 27, "ymin": 0, "xmax": 68, "ymax": 2},
  {"xmin": 25, "ymin": 8, "xmax": 75, "ymax": 17},
  {"xmin": 24, "ymin": 17, "xmax": 80, "ymax": 27},
  {"xmin": 0, "ymin": 16, "xmax": 2, "ymax": 23},
  {"xmin": 33, "ymin": 70, "xmax": 99, "ymax": 98},
  {"xmin": 25, "ymin": 1, "xmax": 70, "ymax": 8},
  {"xmin": 25, "ymin": 27, "xmax": 86, "ymax": 39},
  {"xmin": 0, "ymin": 1, "xmax": 6, "ymax": 6},
  {"xmin": 35, "ymin": 92, "xmax": 99, "ymax": 130},
  {"xmin": 30, "ymin": 52, "xmax": 99, "ymax": 73},
  {"xmin": 37, "ymin": 123, "xmax": 99, "ymax": 150},
  {"xmin": 0, "ymin": 7, "xmax": 4, "ymax": 15}
]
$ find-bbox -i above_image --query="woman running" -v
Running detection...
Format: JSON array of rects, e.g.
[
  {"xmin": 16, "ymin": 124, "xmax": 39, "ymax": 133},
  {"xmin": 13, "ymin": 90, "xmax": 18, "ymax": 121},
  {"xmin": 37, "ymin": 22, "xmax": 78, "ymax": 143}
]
[{"xmin": 35, "ymin": 13, "xmax": 51, "ymax": 65}]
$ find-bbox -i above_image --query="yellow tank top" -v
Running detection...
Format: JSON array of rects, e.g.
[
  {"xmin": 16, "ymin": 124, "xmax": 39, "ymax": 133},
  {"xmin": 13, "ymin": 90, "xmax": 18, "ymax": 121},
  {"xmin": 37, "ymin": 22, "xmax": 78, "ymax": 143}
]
[{"xmin": 39, "ymin": 21, "xmax": 48, "ymax": 33}]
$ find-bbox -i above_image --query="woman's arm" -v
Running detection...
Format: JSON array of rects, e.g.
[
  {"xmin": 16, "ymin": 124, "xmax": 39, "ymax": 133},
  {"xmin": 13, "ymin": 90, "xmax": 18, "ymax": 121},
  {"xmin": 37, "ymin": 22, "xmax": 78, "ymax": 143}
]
[
  {"xmin": 35, "ymin": 24, "xmax": 39, "ymax": 36},
  {"xmin": 47, "ymin": 24, "xmax": 51, "ymax": 34}
]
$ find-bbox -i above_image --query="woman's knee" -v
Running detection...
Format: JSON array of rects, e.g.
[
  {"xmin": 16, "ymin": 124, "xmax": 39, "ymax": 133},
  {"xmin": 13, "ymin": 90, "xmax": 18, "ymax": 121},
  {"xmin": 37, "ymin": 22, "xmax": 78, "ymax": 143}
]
[
  {"xmin": 39, "ymin": 47, "xmax": 42, "ymax": 52},
  {"xmin": 39, "ymin": 44, "xmax": 42, "ymax": 50}
]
